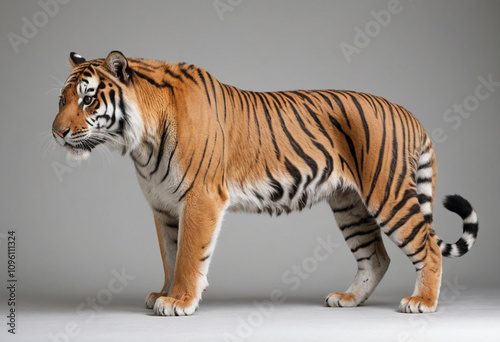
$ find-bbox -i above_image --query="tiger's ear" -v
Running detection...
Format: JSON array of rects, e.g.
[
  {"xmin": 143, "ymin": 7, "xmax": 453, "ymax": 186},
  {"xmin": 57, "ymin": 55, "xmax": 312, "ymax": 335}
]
[
  {"xmin": 70, "ymin": 52, "xmax": 86, "ymax": 68},
  {"xmin": 104, "ymin": 50, "xmax": 130, "ymax": 84}
]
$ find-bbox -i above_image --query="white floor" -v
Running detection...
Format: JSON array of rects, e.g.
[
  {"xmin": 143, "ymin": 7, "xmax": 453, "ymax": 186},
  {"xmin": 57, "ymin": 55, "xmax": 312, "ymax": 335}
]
[{"xmin": 4, "ymin": 288, "xmax": 500, "ymax": 342}]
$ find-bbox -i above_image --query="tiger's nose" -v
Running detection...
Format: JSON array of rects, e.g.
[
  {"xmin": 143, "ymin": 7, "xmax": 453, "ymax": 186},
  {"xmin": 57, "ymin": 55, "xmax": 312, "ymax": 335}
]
[{"xmin": 55, "ymin": 127, "xmax": 70, "ymax": 138}]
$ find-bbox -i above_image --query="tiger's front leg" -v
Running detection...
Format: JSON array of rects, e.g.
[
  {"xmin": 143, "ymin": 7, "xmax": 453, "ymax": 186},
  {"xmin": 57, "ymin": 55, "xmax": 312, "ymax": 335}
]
[
  {"xmin": 145, "ymin": 212, "xmax": 179, "ymax": 309},
  {"xmin": 153, "ymin": 189, "xmax": 228, "ymax": 316}
]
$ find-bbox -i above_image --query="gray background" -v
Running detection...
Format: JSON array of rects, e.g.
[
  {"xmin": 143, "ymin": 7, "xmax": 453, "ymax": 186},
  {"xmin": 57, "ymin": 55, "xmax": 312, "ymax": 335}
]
[{"xmin": 1, "ymin": 0, "xmax": 499, "ymax": 315}]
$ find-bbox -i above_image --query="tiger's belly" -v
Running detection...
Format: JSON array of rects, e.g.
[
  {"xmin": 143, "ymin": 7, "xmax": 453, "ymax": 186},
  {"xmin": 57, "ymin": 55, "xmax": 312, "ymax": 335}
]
[{"xmin": 226, "ymin": 172, "xmax": 343, "ymax": 215}]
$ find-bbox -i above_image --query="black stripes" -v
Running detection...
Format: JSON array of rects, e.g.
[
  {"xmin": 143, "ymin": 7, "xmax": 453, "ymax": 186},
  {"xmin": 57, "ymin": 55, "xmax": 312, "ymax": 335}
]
[
  {"xmin": 417, "ymin": 194, "xmax": 432, "ymax": 204},
  {"xmin": 179, "ymin": 66, "xmax": 198, "ymax": 84},
  {"xmin": 266, "ymin": 166, "xmax": 284, "ymax": 202},
  {"xmin": 356, "ymin": 251, "xmax": 376, "ymax": 263},
  {"xmin": 328, "ymin": 91, "xmax": 351, "ymax": 129},
  {"xmin": 303, "ymin": 103, "xmax": 334, "ymax": 148},
  {"xmin": 150, "ymin": 121, "xmax": 169, "ymax": 176},
  {"xmin": 454, "ymin": 238, "xmax": 470, "ymax": 256},
  {"xmin": 344, "ymin": 227, "xmax": 379, "ymax": 241},
  {"xmin": 406, "ymin": 238, "xmax": 427, "ymax": 258},
  {"xmin": 160, "ymin": 141, "xmax": 178, "ymax": 183},
  {"xmin": 333, "ymin": 204, "xmax": 355, "ymax": 213},
  {"xmin": 284, "ymin": 157, "xmax": 302, "ymax": 200},
  {"xmin": 346, "ymin": 92, "xmax": 370, "ymax": 153},
  {"xmin": 173, "ymin": 151, "xmax": 195, "ymax": 194},
  {"xmin": 272, "ymin": 94, "xmax": 319, "ymax": 186},
  {"xmin": 178, "ymin": 138, "xmax": 210, "ymax": 201},
  {"xmin": 339, "ymin": 217, "xmax": 373, "ymax": 231},
  {"xmin": 416, "ymin": 177, "xmax": 432, "ymax": 183},
  {"xmin": 131, "ymin": 140, "xmax": 154, "ymax": 168},
  {"xmin": 463, "ymin": 223, "xmax": 478, "ymax": 237},
  {"xmin": 365, "ymin": 102, "xmax": 387, "ymax": 206},
  {"xmin": 257, "ymin": 93, "xmax": 281, "ymax": 160},
  {"xmin": 386, "ymin": 203, "xmax": 421, "ymax": 236},
  {"xmin": 380, "ymin": 189, "xmax": 417, "ymax": 228},
  {"xmin": 439, "ymin": 240, "xmax": 452, "ymax": 257},
  {"xmin": 376, "ymin": 100, "xmax": 399, "ymax": 217},
  {"xmin": 134, "ymin": 70, "xmax": 174, "ymax": 90},
  {"xmin": 328, "ymin": 115, "xmax": 363, "ymax": 191},
  {"xmin": 200, "ymin": 255, "xmax": 210, "ymax": 262},
  {"xmin": 247, "ymin": 92, "xmax": 262, "ymax": 145},
  {"xmin": 351, "ymin": 237, "xmax": 378, "ymax": 253},
  {"xmin": 398, "ymin": 220, "xmax": 426, "ymax": 248},
  {"xmin": 394, "ymin": 107, "xmax": 409, "ymax": 198},
  {"xmin": 197, "ymin": 68, "xmax": 212, "ymax": 106},
  {"xmin": 202, "ymin": 131, "xmax": 218, "ymax": 186},
  {"xmin": 418, "ymin": 161, "xmax": 433, "ymax": 170}
]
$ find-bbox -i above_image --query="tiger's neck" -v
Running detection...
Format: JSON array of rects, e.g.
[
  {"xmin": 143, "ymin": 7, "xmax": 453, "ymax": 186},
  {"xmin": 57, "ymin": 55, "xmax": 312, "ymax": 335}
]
[
  {"xmin": 127, "ymin": 60, "xmax": 266, "ymax": 188},
  {"xmin": 130, "ymin": 69, "xmax": 176, "ymax": 137}
]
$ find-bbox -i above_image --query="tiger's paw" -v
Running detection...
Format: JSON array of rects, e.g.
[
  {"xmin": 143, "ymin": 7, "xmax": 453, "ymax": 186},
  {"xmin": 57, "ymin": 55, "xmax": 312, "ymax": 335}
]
[
  {"xmin": 145, "ymin": 292, "xmax": 164, "ymax": 309},
  {"xmin": 399, "ymin": 296, "xmax": 437, "ymax": 313},
  {"xmin": 153, "ymin": 295, "xmax": 199, "ymax": 316},
  {"xmin": 325, "ymin": 292, "xmax": 362, "ymax": 308}
]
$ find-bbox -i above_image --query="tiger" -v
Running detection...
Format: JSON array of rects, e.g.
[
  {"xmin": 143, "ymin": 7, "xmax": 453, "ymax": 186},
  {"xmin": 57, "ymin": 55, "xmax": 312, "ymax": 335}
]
[{"xmin": 52, "ymin": 51, "xmax": 478, "ymax": 316}]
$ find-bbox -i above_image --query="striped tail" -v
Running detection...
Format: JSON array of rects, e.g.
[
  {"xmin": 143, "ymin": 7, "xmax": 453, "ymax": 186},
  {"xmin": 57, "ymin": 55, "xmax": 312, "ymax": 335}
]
[{"xmin": 437, "ymin": 194, "xmax": 479, "ymax": 258}]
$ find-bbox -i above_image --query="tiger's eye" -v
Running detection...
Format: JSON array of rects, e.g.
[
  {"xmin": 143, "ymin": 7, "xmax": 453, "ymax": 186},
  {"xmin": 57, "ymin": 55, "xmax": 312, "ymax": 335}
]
[
  {"xmin": 59, "ymin": 95, "xmax": 66, "ymax": 109},
  {"xmin": 83, "ymin": 95, "xmax": 93, "ymax": 105}
]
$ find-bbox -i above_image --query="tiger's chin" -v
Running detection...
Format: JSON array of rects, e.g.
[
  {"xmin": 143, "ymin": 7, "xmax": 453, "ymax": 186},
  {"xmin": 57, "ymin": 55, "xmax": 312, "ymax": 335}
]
[{"xmin": 66, "ymin": 146, "xmax": 92, "ymax": 161}]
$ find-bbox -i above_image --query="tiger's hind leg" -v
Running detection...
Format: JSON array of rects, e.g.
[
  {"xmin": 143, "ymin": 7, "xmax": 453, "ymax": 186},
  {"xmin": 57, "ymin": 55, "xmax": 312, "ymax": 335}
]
[
  {"xmin": 375, "ymin": 145, "xmax": 442, "ymax": 313},
  {"xmin": 326, "ymin": 188, "xmax": 390, "ymax": 308},
  {"xmin": 375, "ymin": 190, "xmax": 441, "ymax": 313}
]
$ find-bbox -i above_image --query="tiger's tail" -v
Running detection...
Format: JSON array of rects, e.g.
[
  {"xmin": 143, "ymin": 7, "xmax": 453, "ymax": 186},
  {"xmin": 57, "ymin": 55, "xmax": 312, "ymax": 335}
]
[
  {"xmin": 437, "ymin": 194, "xmax": 479, "ymax": 258},
  {"xmin": 416, "ymin": 137, "xmax": 478, "ymax": 258}
]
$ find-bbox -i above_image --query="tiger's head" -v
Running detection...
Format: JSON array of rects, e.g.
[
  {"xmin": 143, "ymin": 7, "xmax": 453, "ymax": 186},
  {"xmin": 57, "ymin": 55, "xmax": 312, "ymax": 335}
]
[{"xmin": 52, "ymin": 51, "xmax": 143, "ymax": 160}]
